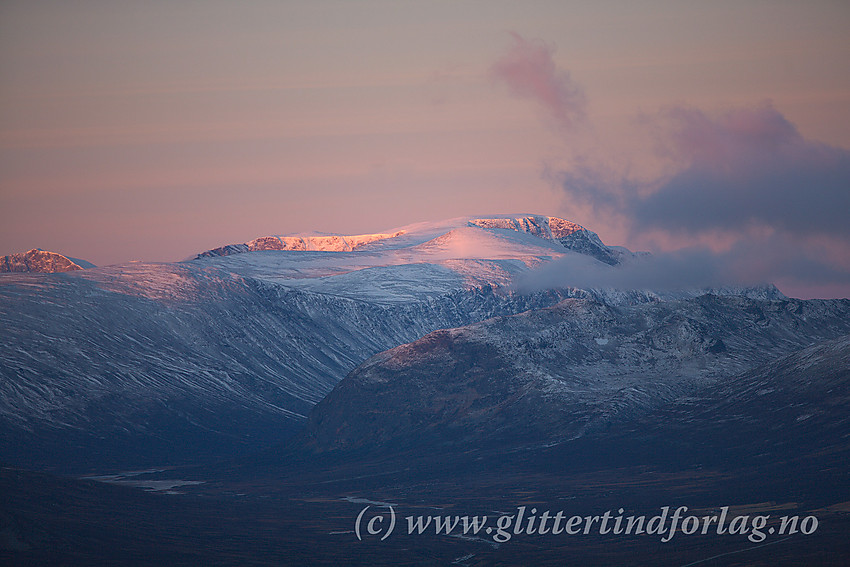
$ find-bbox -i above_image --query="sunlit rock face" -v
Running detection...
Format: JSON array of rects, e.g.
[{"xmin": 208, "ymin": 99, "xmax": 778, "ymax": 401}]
[
  {"xmin": 0, "ymin": 249, "xmax": 87, "ymax": 273},
  {"xmin": 468, "ymin": 215, "xmax": 583, "ymax": 240},
  {"xmin": 197, "ymin": 231, "xmax": 407, "ymax": 257},
  {"xmin": 467, "ymin": 215, "xmax": 621, "ymax": 265}
]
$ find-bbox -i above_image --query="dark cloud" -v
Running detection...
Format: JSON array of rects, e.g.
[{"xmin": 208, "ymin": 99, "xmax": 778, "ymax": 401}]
[
  {"xmin": 549, "ymin": 102, "xmax": 850, "ymax": 298},
  {"xmin": 633, "ymin": 102, "xmax": 850, "ymax": 237},
  {"xmin": 559, "ymin": 102, "xmax": 850, "ymax": 239},
  {"xmin": 519, "ymin": 236, "xmax": 850, "ymax": 298},
  {"xmin": 490, "ymin": 32, "xmax": 585, "ymax": 132}
]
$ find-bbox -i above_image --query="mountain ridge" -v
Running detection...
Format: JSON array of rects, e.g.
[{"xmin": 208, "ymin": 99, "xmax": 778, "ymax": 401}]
[
  {"xmin": 297, "ymin": 294, "xmax": 850, "ymax": 455},
  {"xmin": 193, "ymin": 215, "xmax": 623, "ymax": 263}
]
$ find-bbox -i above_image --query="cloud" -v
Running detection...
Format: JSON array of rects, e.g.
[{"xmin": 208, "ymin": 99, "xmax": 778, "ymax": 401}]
[
  {"xmin": 486, "ymin": 31, "xmax": 849, "ymax": 298},
  {"xmin": 633, "ymin": 102, "xmax": 850, "ymax": 238},
  {"xmin": 553, "ymin": 101, "xmax": 850, "ymax": 298},
  {"xmin": 519, "ymin": 236, "xmax": 850, "ymax": 299},
  {"xmin": 490, "ymin": 32, "xmax": 585, "ymax": 131},
  {"xmin": 519, "ymin": 248, "xmax": 741, "ymax": 293},
  {"xmin": 560, "ymin": 102, "xmax": 850, "ymax": 238}
]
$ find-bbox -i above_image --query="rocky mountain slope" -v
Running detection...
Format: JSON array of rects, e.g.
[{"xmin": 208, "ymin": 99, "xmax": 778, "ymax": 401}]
[
  {"xmin": 0, "ymin": 264, "xmax": 577, "ymax": 471},
  {"xmin": 608, "ymin": 332, "xmax": 850, "ymax": 468},
  {"xmin": 300, "ymin": 294, "xmax": 850, "ymax": 455}
]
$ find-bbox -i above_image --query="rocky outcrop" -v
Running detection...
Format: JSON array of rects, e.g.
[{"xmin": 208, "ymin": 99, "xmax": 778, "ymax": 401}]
[{"xmin": 0, "ymin": 249, "xmax": 88, "ymax": 273}]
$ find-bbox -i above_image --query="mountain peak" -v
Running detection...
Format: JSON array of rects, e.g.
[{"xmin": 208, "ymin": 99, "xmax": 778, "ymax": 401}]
[
  {"xmin": 468, "ymin": 215, "xmax": 584, "ymax": 240},
  {"xmin": 467, "ymin": 215, "xmax": 619, "ymax": 265},
  {"xmin": 0, "ymin": 249, "xmax": 92, "ymax": 273}
]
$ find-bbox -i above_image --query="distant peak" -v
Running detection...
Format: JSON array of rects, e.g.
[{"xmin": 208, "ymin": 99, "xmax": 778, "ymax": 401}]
[
  {"xmin": 468, "ymin": 216, "xmax": 585, "ymax": 239},
  {"xmin": 0, "ymin": 249, "xmax": 91, "ymax": 273},
  {"xmin": 466, "ymin": 215, "xmax": 621, "ymax": 264},
  {"xmin": 196, "ymin": 231, "xmax": 406, "ymax": 258},
  {"xmin": 547, "ymin": 217, "xmax": 585, "ymax": 238}
]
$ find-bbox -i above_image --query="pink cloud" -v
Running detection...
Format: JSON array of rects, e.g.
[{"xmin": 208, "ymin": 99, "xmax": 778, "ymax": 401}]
[
  {"xmin": 655, "ymin": 101, "xmax": 804, "ymax": 171},
  {"xmin": 490, "ymin": 32, "xmax": 585, "ymax": 131}
]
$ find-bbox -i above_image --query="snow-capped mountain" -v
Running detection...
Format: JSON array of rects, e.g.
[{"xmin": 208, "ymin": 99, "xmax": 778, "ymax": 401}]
[
  {"xmin": 0, "ymin": 249, "xmax": 93, "ymax": 273},
  {"xmin": 0, "ymin": 215, "xmax": 631, "ymax": 470},
  {"xmin": 0, "ymin": 214, "xmax": 840, "ymax": 472},
  {"xmin": 195, "ymin": 215, "xmax": 611, "ymax": 258},
  {"xmin": 189, "ymin": 215, "xmax": 648, "ymax": 305}
]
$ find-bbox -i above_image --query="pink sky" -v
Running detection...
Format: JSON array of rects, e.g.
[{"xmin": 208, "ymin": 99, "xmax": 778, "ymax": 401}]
[{"xmin": 1, "ymin": 1, "xmax": 848, "ymax": 297}]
